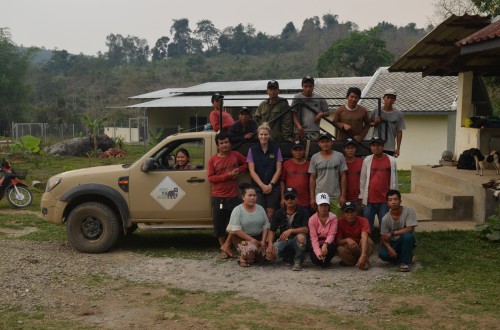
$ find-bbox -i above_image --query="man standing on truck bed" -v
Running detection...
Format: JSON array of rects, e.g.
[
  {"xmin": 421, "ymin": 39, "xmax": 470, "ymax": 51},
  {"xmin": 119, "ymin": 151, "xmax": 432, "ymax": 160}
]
[
  {"xmin": 208, "ymin": 132, "xmax": 248, "ymax": 259},
  {"xmin": 254, "ymin": 80, "xmax": 293, "ymax": 142},
  {"xmin": 210, "ymin": 93, "xmax": 234, "ymax": 133},
  {"xmin": 332, "ymin": 87, "xmax": 371, "ymax": 142}
]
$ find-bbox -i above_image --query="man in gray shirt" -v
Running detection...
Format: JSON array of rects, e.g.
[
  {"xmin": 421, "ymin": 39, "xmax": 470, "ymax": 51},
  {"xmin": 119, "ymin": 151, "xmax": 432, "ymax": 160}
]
[
  {"xmin": 292, "ymin": 76, "xmax": 330, "ymax": 141},
  {"xmin": 371, "ymin": 88, "xmax": 406, "ymax": 157}
]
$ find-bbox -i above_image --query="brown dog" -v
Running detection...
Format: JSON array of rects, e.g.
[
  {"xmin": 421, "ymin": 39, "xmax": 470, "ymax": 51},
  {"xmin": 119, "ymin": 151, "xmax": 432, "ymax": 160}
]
[{"xmin": 486, "ymin": 151, "xmax": 500, "ymax": 175}]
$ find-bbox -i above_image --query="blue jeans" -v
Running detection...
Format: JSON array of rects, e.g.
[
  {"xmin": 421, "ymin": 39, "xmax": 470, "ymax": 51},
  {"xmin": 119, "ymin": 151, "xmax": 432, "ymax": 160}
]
[
  {"xmin": 363, "ymin": 202, "xmax": 389, "ymax": 233},
  {"xmin": 274, "ymin": 237, "xmax": 306, "ymax": 262},
  {"xmin": 379, "ymin": 232, "xmax": 416, "ymax": 264}
]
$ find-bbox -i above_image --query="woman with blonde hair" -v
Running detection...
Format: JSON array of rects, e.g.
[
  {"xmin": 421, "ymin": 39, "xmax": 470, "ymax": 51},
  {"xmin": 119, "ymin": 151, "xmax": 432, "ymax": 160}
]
[{"xmin": 246, "ymin": 123, "xmax": 283, "ymax": 221}]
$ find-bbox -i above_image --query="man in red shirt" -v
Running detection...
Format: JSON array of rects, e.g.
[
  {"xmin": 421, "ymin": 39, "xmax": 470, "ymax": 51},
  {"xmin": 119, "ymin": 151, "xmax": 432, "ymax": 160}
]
[
  {"xmin": 208, "ymin": 132, "xmax": 248, "ymax": 258},
  {"xmin": 360, "ymin": 136, "xmax": 398, "ymax": 233},
  {"xmin": 209, "ymin": 93, "xmax": 234, "ymax": 132},
  {"xmin": 343, "ymin": 138, "xmax": 363, "ymax": 207},
  {"xmin": 280, "ymin": 140, "xmax": 311, "ymax": 215},
  {"xmin": 335, "ymin": 202, "xmax": 373, "ymax": 270}
]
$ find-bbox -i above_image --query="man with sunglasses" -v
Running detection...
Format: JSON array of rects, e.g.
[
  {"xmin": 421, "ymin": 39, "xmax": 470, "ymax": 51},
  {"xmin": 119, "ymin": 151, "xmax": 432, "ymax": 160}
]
[{"xmin": 266, "ymin": 187, "xmax": 309, "ymax": 271}]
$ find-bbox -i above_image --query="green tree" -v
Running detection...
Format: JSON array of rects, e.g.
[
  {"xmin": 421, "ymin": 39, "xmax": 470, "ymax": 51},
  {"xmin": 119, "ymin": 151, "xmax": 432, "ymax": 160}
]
[
  {"xmin": 82, "ymin": 114, "xmax": 108, "ymax": 154},
  {"xmin": 316, "ymin": 29, "xmax": 394, "ymax": 77},
  {"xmin": 151, "ymin": 36, "xmax": 170, "ymax": 61},
  {"xmin": 471, "ymin": 0, "xmax": 499, "ymax": 15},
  {"xmin": 0, "ymin": 27, "xmax": 31, "ymax": 135},
  {"xmin": 169, "ymin": 18, "xmax": 192, "ymax": 57},
  {"xmin": 194, "ymin": 19, "xmax": 219, "ymax": 53}
]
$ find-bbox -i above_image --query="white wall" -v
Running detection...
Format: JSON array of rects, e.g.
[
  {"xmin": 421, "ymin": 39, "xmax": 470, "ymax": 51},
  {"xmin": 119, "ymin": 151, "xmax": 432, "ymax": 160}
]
[{"xmin": 104, "ymin": 127, "xmax": 139, "ymax": 143}]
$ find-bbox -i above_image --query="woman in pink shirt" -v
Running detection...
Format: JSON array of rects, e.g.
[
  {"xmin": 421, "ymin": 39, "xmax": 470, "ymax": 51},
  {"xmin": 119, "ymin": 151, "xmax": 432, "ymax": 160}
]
[{"xmin": 309, "ymin": 192, "xmax": 338, "ymax": 268}]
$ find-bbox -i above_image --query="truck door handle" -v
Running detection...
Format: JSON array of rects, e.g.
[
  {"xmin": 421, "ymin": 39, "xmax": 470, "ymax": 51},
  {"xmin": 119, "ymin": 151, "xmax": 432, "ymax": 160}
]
[{"xmin": 187, "ymin": 177, "xmax": 205, "ymax": 183}]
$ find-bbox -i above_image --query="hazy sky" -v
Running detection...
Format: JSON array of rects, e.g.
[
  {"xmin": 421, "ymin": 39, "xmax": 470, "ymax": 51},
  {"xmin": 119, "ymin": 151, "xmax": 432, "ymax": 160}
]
[{"xmin": 1, "ymin": 0, "xmax": 438, "ymax": 55}]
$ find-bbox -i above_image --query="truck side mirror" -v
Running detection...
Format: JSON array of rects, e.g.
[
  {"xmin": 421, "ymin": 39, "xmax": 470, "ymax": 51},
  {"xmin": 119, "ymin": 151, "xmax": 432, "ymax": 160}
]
[{"xmin": 141, "ymin": 158, "xmax": 155, "ymax": 172}]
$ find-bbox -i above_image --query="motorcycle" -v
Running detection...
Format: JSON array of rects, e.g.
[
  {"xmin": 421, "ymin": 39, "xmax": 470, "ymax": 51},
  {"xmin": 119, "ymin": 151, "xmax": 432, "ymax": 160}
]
[{"xmin": 0, "ymin": 159, "xmax": 33, "ymax": 208}]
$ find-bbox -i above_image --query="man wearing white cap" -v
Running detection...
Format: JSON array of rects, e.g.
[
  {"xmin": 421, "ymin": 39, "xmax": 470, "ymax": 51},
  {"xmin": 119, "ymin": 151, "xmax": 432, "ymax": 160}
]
[{"xmin": 371, "ymin": 89, "xmax": 406, "ymax": 158}]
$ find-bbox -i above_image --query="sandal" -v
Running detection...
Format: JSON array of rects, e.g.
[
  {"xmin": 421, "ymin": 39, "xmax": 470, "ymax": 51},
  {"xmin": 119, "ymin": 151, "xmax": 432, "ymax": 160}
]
[
  {"xmin": 238, "ymin": 260, "xmax": 251, "ymax": 267},
  {"xmin": 219, "ymin": 251, "xmax": 229, "ymax": 259},
  {"xmin": 220, "ymin": 247, "xmax": 234, "ymax": 258}
]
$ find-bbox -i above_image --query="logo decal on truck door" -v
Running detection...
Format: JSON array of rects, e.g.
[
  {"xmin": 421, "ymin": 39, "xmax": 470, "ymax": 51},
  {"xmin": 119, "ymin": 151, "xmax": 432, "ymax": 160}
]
[{"xmin": 151, "ymin": 176, "xmax": 186, "ymax": 210}]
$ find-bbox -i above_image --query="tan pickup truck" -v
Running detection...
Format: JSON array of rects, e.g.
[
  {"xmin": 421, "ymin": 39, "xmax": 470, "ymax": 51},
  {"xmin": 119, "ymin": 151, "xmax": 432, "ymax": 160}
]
[{"xmin": 41, "ymin": 124, "xmax": 372, "ymax": 253}]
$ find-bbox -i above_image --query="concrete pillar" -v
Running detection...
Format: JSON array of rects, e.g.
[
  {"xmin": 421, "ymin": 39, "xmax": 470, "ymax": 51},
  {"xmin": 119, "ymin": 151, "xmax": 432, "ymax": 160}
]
[{"xmin": 454, "ymin": 71, "xmax": 478, "ymax": 158}]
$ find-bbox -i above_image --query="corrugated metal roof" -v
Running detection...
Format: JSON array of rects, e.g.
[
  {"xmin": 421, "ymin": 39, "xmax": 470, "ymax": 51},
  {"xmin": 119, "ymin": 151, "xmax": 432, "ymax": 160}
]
[
  {"xmin": 457, "ymin": 17, "xmax": 500, "ymax": 45},
  {"xmin": 127, "ymin": 94, "xmax": 297, "ymax": 108},
  {"xmin": 130, "ymin": 88, "xmax": 184, "ymax": 99},
  {"xmin": 129, "ymin": 77, "xmax": 372, "ymax": 99},
  {"xmin": 362, "ymin": 68, "xmax": 457, "ymax": 112},
  {"xmin": 389, "ymin": 14, "xmax": 495, "ymax": 76}
]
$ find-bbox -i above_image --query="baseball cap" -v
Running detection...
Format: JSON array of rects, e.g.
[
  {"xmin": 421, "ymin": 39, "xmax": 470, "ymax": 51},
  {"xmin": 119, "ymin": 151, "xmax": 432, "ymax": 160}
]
[
  {"xmin": 291, "ymin": 140, "xmax": 305, "ymax": 150},
  {"xmin": 344, "ymin": 138, "xmax": 356, "ymax": 147},
  {"xmin": 267, "ymin": 80, "xmax": 279, "ymax": 88},
  {"xmin": 211, "ymin": 93, "xmax": 224, "ymax": 103},
  {"xmin": 383, "ymin": 88, "xmax": 397, "ymax": 97},
  {"xmin": 239, "ymin": 107, "xmax": 251, "ymax": 115},
  {"xmin": 318, "ymin": 132, "xmax": 331, "ymax": 141},
  {"xmin": 316, "ymin": 192, "xmax": 330, "ymax": 205},
  {"xmin": 341, "ymin": 202, "xmax": 357, "ymax": 212},
  {"xmin": 370, "ymin": 136, "xmax": 384, "ymax": 145},
  {"xmin": 302, "ymin": 76, "xmax": 315, "ymax": 84},
  {"xmin": 284, "ymin": 187, "xmax": 297, "ymax": 198}
]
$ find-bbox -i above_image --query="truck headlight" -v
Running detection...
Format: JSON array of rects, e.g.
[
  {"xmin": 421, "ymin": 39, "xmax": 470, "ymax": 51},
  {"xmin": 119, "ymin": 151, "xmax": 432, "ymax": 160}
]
[{"xmin": 46, "ymin": 177, "xmax": 62, "ymax": 192}]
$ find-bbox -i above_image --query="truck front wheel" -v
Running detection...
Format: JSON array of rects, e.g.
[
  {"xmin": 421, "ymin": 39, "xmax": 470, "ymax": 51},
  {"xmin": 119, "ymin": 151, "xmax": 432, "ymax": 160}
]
[{"xmin": 67, "ymin": 202, "xmax": 120, "ymax": 253}]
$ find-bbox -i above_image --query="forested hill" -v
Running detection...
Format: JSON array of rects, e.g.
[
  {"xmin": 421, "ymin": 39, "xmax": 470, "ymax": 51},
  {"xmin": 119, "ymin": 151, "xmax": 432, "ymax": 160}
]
[{"xmin": 1, "ymin": 14, "xmax": 429, "ymax": 134}]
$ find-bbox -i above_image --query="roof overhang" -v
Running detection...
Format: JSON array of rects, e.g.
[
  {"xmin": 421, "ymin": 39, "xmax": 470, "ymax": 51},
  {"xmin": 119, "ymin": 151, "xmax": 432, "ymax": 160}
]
[{"xmin": 389, "ymin": 15, "xmax": 500, "ymax": 76}]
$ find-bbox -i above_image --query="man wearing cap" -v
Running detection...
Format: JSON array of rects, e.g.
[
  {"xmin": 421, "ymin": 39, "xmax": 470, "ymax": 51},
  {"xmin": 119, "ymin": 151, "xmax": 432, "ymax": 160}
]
[
  {"xmin": 335, "ymin": 202, "xmax": 373, "ymax": 270},
  {"xmin": 266, "ymin": 187, "xmax": 310, "ymax": 271},
  {"xmin": 309, "ymin": 133, "xmax": 347, "ymax": 216},
  {"xmin": 228, "ymin": 106, "xmax": 258, "ymax": 144},
  {"xmin": 280, "ymin": 140, "xmax": 311, "ymax": 215},
  {"xmin": 308, "ymin": 192, "xmax": 338, "ymax": 268},
  {"xmin": 371, "ymin": 89, "xmax": 406, "ymax": 157},
  {"xmin": 291, "ymin": 76, "xmax": 330, "ymax": 141},
  {"xmin": 209, "ymin": 93, "xmax": 234, "ymax": 133},
  {"xmin": 254, "ymin": 80, "xmax": 293, "ymax": 142},
  {"xmin": 343, "ymin": 138, "xmax": 363, "ymax": 206},
  {"xmin": 360, "ymin": 136, "xmax": 398, "ymax": 233}
]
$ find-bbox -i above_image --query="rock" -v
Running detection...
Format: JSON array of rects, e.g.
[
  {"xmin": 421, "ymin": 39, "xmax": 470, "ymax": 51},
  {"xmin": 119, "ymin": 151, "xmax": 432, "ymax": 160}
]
[{"xmin": 45, "ymin": 135, "xmax": 116, "ymax": 156}]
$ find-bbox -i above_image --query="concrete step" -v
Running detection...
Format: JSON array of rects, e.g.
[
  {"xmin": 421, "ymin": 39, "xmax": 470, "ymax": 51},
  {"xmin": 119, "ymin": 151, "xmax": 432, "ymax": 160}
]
[
  {"xmin": 402, "ymin": 193, "xmax": 461, "ymax": 221},
  {"xmin": 411, "ymin": 165, "xmax": 471, "ymax": 191},
  {"xmin": 413, "ymin": 183, "xmax": 473, "ymax": 219}
]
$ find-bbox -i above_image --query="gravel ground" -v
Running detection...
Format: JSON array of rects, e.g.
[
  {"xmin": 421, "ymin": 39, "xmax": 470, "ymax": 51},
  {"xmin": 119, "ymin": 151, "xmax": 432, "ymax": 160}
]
[{"xmin": 0, "ymin": 235, "xmax": 404, "ymax": 322}]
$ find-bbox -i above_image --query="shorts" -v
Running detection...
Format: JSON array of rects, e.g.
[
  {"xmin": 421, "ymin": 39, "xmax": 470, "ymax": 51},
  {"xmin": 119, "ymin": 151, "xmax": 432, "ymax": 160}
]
[
  {"xmin": 211, "ymin": 196, "xmax": 240, "ymax": 238},
  {"xmin": 256, "ymin": 187, "xmax": 280, "ymax": 211}
]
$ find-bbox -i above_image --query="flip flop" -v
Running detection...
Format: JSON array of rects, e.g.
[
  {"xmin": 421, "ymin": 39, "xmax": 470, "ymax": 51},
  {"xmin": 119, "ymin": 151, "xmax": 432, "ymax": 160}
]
[
  {"xmin": 219, "ymin": 251, "xmax": 229, "ymax": 259},
  {"xmin": 237, "ymin": 260, "xmax": 250, "ymax": 267},
  {"xmin": 220, "ymin": 247, "xmax": 234, "ymax": 258}
]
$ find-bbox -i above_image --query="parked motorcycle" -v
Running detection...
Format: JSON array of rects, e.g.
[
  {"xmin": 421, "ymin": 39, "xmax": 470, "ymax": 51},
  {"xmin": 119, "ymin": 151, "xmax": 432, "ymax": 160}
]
[{"xmin": 0, "ymin": 159, "xmax": 33, "ymax": 208}]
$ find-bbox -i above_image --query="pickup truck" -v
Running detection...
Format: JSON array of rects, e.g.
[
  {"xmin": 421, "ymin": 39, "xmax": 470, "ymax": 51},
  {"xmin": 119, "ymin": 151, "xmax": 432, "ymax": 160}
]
[{"xmin": 41, "ymin": 124, "xmax": 372, "ymax": 253}]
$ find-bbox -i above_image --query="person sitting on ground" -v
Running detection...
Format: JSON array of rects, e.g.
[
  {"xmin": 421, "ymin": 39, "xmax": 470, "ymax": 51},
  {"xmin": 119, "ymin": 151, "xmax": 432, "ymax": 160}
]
[
  {"xmin": 266, "ymin": 187, "xmax": 309, "ymax": 271},
  {"xmin": 335, "ymin": 202, "xmax": 373, "ymax": 270},
  {"xmin": 280, "ymin": 140, "xmax": 311, "ymax": 215},
  {"xmin": 379, "ymin": 189, "xmax": 418, "ymax": 272},
  {"xmin": 208, "ymin": 132, "xmax": 248, "ymax": 259},
  {"xmin": 332, "ymin": 87, "xmax": 371, "ymax": 142},
  {"xmin": 228, "ymin": 106, "xmax": 258, "ymax": 144},
  {"xmin": 209, "ymin": 93, "xmax": 234, "ymax": 132},
  {"xmin": 308, "ymin": 192, "xmax": 338, "ymax": 269},
  {"xmin": 172, "ymin": 148, "xmax": 197, "ymax": 170},
  {"xmin": 227, "ymin": 183, "xmax": 270, "ymax": 267},
  {"xmin": 291, "ymin": 76, "xmax": 330, "ymax": 141}
]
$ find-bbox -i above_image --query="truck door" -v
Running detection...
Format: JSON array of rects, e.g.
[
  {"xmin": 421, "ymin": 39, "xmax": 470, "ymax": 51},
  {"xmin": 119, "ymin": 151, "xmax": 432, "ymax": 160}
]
[{"xmin": 128, "ymin": 137, "xmax": 212, "ymax": 227}]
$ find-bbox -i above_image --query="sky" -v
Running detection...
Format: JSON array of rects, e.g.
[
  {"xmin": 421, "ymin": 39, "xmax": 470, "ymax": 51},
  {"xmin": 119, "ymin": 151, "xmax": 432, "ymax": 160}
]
[{"xmin": 1, "ymin": 0, "xmax": 438, "ymax": 56}]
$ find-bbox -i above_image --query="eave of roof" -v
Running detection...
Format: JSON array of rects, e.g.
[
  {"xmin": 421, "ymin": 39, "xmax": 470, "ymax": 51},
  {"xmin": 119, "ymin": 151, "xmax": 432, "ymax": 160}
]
[{"xmin": 389, "ymin": 14, "xmax": 495, "ymax": 76}]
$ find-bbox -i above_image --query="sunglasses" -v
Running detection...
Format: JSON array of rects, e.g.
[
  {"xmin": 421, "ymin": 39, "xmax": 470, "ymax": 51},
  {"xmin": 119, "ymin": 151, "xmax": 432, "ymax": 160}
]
[{"xmin": 284, "ymin": 195, "xmax": 296, "ymax": 200}]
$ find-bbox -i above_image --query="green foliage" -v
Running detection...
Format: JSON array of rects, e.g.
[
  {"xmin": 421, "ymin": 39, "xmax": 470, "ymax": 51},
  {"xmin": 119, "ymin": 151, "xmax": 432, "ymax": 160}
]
[
  {"xmin": 471, "ymin": 0, "xmax": 500, "ymax": 15},
  {"xmin": 148, "ymin": 128, "xmax": 165, "ymax": 146},
  {"xmin": 476, "ymin": 214, "xmax": 500, "ymax": 242},
  {"xmin": 82, "ymin": 114, "xmax": 108, "ymax": 154},
  {"xmin": 316, "ymin": 29, "xmax": 394, "ymax": 77}
]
